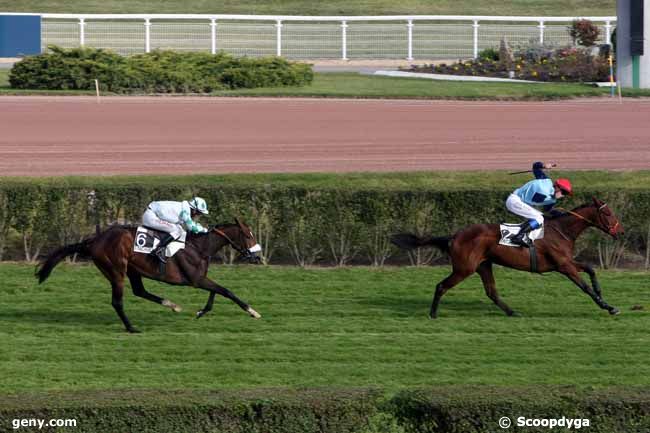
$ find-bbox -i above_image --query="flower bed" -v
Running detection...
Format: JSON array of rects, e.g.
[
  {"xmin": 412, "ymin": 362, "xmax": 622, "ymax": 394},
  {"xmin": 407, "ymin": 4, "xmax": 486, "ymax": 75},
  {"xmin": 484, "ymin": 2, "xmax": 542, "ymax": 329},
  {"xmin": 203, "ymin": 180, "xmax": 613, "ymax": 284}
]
[{"xmin": 404, "ymin": 46, "xmax": 611, "ymax": 82}]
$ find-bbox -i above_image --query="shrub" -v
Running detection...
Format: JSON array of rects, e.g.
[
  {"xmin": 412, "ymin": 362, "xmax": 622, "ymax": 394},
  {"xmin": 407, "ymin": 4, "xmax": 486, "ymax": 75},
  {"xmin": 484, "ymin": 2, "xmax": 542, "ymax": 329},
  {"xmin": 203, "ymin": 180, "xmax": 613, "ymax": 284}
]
[
  {"xmin": 477, "ymin": 48, "xmax": 499, "ymax": 61},
  {"xmin": 569, "ymin": 19, "xmax": 601, "ymax": 47},
  {"xmin": 9, "ymin": 46, "xmax": 313, "ymax": 93}
]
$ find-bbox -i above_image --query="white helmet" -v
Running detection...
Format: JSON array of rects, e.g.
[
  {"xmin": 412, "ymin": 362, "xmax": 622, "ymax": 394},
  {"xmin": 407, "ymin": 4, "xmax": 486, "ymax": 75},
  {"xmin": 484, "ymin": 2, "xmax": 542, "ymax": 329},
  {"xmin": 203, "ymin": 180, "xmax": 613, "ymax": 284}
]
[{"xmin": 188, "ymin": 197, "xmax": 209, "ymax": 215}]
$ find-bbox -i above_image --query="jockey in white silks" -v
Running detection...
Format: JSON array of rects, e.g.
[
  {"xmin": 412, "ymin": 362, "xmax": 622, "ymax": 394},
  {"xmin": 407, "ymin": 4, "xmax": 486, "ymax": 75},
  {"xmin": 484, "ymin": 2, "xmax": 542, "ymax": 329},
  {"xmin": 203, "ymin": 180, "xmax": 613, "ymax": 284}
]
[
  {"xmin": 506, "ymin": 161, "xmax": 573, "ymax": 247},
  {"xmin": 142, "ymin": 197, "xmax": 209, "ymax": 262}
]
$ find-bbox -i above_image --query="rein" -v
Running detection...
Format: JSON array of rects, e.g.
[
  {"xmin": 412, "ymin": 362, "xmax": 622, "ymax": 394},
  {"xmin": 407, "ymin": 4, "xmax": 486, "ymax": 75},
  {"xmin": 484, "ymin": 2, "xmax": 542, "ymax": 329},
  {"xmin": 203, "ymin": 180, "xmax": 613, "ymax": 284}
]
[
  {"xmin": 555, "ymin": 204, "xmax": 620, "ymax": 234},
  {"xmin": 213, "ymin": 227, "xmax": 247, "ymax": 255}
]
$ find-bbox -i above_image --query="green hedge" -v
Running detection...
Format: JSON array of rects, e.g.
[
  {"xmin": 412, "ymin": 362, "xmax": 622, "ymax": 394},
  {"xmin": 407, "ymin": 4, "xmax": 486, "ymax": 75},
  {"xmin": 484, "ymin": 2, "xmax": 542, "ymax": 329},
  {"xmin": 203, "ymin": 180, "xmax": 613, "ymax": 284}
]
[
  {"xmin": 1, "ymin": 173, "xmax": 649, "ymax": 266},
  {"xmin": 0, "ymin": 389, "xmax": 380, "ymax": 433},
  {"xmin": 9, "ymin": 46, "xmax": 313, "ymax": 93},
  {"xmin": 389, "ymin": 387, "xmax": 650, "ymax": 433},
  {"xmin": 2, "ymin": 387, "xmax": 650, "ymax": 433}
]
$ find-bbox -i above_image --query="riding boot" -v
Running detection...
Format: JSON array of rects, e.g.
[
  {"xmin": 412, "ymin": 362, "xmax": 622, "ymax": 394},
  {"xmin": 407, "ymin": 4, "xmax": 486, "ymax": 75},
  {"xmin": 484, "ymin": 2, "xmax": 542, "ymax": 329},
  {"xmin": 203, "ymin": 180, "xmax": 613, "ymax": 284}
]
[
  {"xmin": 510, "ymin": 221, "xmax": 536, "ymax": 247},
  {"xmin": 154, "ymin": 233, "xmax": 175, "ymax": 263}
]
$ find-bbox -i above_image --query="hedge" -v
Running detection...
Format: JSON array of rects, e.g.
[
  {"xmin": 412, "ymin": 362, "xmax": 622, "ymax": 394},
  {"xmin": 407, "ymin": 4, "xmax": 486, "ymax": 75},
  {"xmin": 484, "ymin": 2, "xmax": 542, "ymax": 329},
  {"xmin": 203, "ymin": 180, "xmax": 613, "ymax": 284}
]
[
  {"xmin": 0, "ymin": 173, "xmax": 649, "ymax": 267},
  {"xmin": 0, "ymin": 389, "xmax": 381, "ymax": 433},
  {"xmin": 389, "ymin": 387, "xmax": 650, "ymax": 433},
  {"xmin": 9, "ymin": 46, "xmax": 314, "ymax": 93},
  {"xmin": 2, "ymin": 387, "xmax": 650, "ymax": 433}
]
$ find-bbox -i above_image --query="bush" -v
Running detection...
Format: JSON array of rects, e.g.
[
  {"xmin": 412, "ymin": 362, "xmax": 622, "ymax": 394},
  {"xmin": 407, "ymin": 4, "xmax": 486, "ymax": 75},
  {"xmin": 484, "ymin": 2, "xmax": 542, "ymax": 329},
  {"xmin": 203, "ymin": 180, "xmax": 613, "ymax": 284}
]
[
  {"xmin": 9, "ymin": 46, "xmax": 313, "ymax": 93},
  {"xmin": 477, "ymin": 48, "xmax": 499, "ymax": 61},
  {"xmin": 2, "ymin": 387, "xmax": 650, "ymax": 433},
  {"xmin": 1, "ymin": 174, "xmax": 650, "ymax": 266},
  {"xmin": 569, "ymin": 19, "xmax": 601, "ymax": 47}
]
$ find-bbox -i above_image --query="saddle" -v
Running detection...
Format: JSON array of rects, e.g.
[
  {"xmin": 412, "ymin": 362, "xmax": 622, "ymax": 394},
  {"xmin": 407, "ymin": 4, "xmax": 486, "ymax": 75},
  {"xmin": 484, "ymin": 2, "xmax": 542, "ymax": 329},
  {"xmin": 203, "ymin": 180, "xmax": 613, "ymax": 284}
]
[
  {"xmin": 133, "ymin": 226, "xmax": 186, "ymax": 259},
  {"xmin": 498, "ymin": 223, "xmax": 544, "ymax": 247}
]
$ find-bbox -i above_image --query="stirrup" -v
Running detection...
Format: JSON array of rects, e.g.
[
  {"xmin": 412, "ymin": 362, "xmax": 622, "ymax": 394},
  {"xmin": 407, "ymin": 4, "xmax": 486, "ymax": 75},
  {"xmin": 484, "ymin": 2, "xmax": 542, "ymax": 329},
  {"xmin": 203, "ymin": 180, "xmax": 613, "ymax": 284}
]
[{"xmin": 155, "ymin": 248, "xmax": 167, "ymax": 263}]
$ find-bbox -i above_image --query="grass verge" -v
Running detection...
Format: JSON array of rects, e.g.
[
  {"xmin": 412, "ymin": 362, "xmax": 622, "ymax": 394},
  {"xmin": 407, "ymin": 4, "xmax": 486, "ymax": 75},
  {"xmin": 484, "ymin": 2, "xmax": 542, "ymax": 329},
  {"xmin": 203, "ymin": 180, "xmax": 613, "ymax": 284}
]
[{"xmin": 4, "ymin": 69, "xmax": 650, "ymax": 99}]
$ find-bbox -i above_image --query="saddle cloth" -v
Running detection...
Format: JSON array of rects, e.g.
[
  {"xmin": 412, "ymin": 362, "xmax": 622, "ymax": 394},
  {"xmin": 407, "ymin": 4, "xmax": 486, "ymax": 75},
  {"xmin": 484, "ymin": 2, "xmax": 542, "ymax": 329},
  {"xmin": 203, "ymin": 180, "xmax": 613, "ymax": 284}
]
[
  {"xmin": 133, "ymin": 226, "xmax": 186, "ymax": 258},
  {"xmin": 498, "ymin": 223, "xmax": 544, "ymax": 247}
]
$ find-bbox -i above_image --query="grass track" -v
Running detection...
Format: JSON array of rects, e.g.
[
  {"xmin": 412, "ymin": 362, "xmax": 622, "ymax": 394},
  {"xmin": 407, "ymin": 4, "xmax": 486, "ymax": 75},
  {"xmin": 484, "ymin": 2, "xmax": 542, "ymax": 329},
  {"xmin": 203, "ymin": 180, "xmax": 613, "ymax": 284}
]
[{"xmin": 1, "ymin": 263, "xmax": 649, "ymax": 393}]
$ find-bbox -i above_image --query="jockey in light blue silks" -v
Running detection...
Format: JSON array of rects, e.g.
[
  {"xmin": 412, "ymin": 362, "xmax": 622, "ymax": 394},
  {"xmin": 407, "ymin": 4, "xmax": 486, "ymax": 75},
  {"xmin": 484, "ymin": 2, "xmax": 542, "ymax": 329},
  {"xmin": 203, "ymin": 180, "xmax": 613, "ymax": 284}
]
[
  {"xmin": 506, "ymin": 161, "xmax": 573, "ymax": 247},
  {"xmin": 142, "ymin": 197, "xmax": 209, "ymax": 262}
]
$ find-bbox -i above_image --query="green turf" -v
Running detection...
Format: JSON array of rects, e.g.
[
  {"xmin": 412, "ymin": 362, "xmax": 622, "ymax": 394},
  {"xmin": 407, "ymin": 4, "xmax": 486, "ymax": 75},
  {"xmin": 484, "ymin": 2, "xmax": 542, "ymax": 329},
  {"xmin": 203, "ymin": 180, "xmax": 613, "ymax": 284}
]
[
  {"xmin": 1, "ymin": 263, "xmax": 648, "ymax": 393},
  {"xmin": 2, "ymin": 169, "xmax": 650, "ymax": 190},
  {"xmin": 0, "ymin": 0, "xmax": 616, "ymax": 16},
  {"xmin": 3, "ymin": 69, "xmax": 649, "ymax": 99}
]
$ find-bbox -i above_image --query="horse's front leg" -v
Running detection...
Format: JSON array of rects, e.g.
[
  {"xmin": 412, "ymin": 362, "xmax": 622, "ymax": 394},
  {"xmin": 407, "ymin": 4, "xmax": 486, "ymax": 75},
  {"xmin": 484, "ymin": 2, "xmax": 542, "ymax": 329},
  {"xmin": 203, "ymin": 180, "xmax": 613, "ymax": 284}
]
[
  {"xmin": 559, "ymin": 264, "xmax": 619, "ymax": 315},
  {"xmin": 196, "ymin": 276, "xmax": 261, "ymax": 319},
  {"xmin": 196, "ymin": 292, "xmax": 216, "ymax": 319},
  {"xmin": 574, "ymin": 261, "xmax": 602, "ymax": 298}
]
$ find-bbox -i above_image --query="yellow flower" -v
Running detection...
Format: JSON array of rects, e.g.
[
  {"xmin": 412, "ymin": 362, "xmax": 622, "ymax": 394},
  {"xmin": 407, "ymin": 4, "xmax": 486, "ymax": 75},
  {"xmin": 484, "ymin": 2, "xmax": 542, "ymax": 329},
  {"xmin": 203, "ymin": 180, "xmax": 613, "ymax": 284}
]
[
  {"xmin": 532, "ymin": 71, "xmax": 538, "ymax": 77},
  {"xmin": 516, "ymin": 64, "xmax": 521, "ymax": 70}
]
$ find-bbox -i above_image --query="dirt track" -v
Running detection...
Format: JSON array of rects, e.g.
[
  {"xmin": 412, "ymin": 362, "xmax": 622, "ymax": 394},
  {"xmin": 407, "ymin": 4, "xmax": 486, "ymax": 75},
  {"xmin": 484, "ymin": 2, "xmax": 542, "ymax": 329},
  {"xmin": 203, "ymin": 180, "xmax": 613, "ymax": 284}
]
[{"xmin": 1, "ymin": 96, "xmax": 649, "ymax": 176}]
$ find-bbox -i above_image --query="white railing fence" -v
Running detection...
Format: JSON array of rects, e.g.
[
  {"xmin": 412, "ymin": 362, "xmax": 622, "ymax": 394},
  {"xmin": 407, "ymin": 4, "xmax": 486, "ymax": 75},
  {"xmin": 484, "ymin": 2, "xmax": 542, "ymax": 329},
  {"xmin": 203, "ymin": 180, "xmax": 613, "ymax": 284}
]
[{"xmin": 15, "ymin": 13, "xmax": 619, "ymax": 60}]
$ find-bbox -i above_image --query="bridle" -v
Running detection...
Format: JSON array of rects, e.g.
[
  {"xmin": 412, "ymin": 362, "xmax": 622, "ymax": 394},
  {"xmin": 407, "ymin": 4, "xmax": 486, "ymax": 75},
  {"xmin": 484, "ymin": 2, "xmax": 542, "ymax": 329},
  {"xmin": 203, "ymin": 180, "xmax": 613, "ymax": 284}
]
[
  {"xmin": 556, "ymin": 203, "xmax": 620, "ymax": 235},
  {"xmin": 212, "ymin": 227, "xmax": 254, "ymax": 259}
]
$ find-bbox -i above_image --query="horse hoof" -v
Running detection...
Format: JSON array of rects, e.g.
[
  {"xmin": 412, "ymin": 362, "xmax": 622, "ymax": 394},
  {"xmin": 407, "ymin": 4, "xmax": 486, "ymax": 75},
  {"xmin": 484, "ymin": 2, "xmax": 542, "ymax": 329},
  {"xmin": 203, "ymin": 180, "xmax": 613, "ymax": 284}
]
[
  {"xmin": 429, "ymin": 314, "xmax": 437, "ymax": 320},
  {"xmin": 196, "ymin": 310, "xmax": 206, "ymax": 319},
  {"xmin": 247, "ymin": 307, "xmax": 261, "ymax": 319},
  {"xmin": 509, "ymin": 311, "xmax": 521, "ymax": 317},
  {"xmin": 163, "ymin": 299, "xmax": 182, "ymax": 313},
  {"xmin": 127, "ymin": 328, "xmax": 141, "ymax": 334},
  {"xmin": 609, "ymin": 308, "xmax": 620, "ymax": 316}
]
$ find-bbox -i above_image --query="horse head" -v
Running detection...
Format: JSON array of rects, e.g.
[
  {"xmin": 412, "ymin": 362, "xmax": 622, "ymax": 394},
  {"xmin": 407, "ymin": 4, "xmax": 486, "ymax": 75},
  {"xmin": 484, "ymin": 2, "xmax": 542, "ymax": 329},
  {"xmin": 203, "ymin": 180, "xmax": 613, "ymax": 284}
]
[
  {"xmin": 211, "ymin": 218, "xmax": 262, "ymax": 264},
  {"xmin": 576, "ymin": 197, "xmax": 624, "ymax": 240}
]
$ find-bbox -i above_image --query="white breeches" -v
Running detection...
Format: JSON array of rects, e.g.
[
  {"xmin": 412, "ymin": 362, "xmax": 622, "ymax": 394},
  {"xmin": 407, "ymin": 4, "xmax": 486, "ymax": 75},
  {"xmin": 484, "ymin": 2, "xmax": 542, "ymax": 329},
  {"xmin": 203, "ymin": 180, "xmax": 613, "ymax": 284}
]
[
  {"xmin": 142, "ymin": 209, "xmax": 184, "ymax": 239},
  {"xmin": 506, "ymin": 194, "xmax": 544, "ymax": 226}
]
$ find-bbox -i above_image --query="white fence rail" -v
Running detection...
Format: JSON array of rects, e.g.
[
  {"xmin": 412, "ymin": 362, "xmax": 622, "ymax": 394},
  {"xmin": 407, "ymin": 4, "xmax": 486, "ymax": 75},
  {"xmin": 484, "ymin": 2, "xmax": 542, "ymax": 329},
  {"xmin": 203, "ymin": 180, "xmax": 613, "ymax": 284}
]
[{"xmin": 6, "ymin": 13, "xmax": 618, "ymax": 60}]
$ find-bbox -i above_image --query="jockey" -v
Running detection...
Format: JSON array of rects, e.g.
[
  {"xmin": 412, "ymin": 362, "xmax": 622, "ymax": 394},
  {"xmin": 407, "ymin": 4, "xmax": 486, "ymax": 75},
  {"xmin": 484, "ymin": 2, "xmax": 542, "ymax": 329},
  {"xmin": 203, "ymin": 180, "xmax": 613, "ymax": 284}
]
[
  {"xmin": 506, "ymin": 161, "xmax": 572, "ymax": 247},
  {"xmin": 142, "ymin": 197, "xmax": 209, "ymax": 262}
]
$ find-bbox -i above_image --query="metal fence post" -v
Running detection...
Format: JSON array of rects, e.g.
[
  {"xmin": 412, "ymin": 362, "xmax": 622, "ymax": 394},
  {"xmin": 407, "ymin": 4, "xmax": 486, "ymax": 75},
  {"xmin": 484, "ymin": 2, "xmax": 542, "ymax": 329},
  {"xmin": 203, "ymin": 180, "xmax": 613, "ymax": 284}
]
[
  {"xmin": 407, "ymin": 19, "xmax": 414, "ymax": 61},
  {"xmin": 605, "ymin": 20, "xmax": 612, "ymax": 44},
  {"xmin": 472, "ymin": 20, "xmax": 479, "ymax": 59},
  {"xmin": 538, "ymin": 20, "xmax": 545, "ymax": 44},
  {"xmin": 210, "ymin": 18, "xmax": 217, "ymax": 54},
  {"xmin": 144, "ymin": 18, "xmax": 151, "ymax": 53},
  {"xmin": 275, "ymin": 19, "xmax": 282, "ymax": 56},
  {"xmin": 341, "ymin": 20, "xmax": 348, "ymax": 60},
  {"xmin": 79, "ymin": 18, "xmax": 85, "ymax": 47}
]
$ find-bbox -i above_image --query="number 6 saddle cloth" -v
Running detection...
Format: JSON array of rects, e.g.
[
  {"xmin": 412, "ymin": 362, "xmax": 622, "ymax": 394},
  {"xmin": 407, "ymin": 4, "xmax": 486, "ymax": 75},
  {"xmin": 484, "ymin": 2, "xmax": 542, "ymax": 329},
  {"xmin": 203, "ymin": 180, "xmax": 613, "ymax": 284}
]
[{"xmin": 133, "ymin": 226, "xmax": 186, "ymax": 258}]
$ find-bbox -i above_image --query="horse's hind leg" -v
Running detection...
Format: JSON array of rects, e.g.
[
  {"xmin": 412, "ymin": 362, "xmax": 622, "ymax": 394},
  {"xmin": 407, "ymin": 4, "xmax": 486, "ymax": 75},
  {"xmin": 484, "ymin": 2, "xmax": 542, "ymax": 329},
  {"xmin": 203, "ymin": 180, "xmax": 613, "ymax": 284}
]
[
  {"xmin": 430, "ymin": 268, "xmax": 473, "ymax": 319},
  {"xmin": 127, "ymin": 268, "xmax": 182, "ymax": 313},
  {"xmin": 111, "ymin": 282, "xmax": 138, "ymax": 333},
  {"xmin": 94, "ymin": 257, "xmax": 139, "ymax": 333},
  {"xmin": 477, "ymin": 261, "xmax": 515, "ymax": 316}
]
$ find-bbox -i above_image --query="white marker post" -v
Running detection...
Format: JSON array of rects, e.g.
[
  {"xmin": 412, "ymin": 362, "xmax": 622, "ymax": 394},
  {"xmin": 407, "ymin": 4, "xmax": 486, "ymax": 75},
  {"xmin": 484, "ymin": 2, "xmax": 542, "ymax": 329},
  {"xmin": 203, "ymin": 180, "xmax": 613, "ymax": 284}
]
[{"xmin": 94, "ymin": 79, "xmax": 100, "ymax": 103}]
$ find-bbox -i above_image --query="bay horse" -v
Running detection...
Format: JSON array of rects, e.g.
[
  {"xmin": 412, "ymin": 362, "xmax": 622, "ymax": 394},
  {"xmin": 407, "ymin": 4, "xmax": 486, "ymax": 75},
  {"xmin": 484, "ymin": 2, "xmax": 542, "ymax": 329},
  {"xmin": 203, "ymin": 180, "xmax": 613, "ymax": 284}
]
[
  {"xmin": 391, "ymin": 197, "xmax": 624, "ymax": 318},
  {"xmin": 36, "ymin": 219, "xmax": 262, "ymax": 333}
]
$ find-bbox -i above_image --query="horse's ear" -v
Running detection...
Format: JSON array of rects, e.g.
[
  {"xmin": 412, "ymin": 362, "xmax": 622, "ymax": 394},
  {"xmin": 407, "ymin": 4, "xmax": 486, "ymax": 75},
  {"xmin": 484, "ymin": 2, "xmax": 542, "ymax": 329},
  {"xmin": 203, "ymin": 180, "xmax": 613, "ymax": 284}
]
[
  {"xmin": 234, "ymin": 217, "xmax": 243, "ymax": 228},
  {"xmin": 592, "ymin": 196, "xmax": 602, "ymax": 206}
]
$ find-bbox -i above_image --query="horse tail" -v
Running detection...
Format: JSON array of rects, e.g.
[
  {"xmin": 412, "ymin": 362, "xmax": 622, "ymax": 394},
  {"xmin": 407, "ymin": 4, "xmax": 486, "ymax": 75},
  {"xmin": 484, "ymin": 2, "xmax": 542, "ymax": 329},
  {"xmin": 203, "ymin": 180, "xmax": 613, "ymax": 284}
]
[
  {"xmin": 35, "ymin": 238, "xmax": 94, "ymax": 283},
  {"xmin": 391, "ymin": 233, "xmax": 452, "ymax": 254}
]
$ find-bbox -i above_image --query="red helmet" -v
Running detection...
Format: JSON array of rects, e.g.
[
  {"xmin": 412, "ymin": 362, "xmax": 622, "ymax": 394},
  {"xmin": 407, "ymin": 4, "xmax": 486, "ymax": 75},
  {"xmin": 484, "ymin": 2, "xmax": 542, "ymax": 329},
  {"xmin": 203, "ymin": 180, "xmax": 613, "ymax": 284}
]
[{"xmin": 554, "ymin": 178, "xmax": 573, "ymax": 195}]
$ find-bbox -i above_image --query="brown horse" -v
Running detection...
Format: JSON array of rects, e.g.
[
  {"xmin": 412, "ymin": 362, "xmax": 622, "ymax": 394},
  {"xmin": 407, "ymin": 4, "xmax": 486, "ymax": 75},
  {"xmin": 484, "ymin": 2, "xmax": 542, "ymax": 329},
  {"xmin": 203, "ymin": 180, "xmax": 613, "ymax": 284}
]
[
  {"xmin": 36, "ymin": 219, "xmax": 262, "ymax": 333},
  {"xmin": 391, "ymin": 197, "xmax": 624, "ymax": 318}
]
